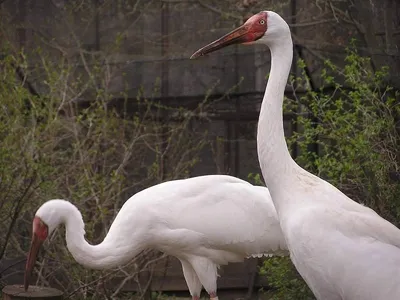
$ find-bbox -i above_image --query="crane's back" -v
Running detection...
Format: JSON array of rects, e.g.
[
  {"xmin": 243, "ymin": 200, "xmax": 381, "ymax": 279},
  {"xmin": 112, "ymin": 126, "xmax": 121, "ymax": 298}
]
[{"xmin": 106, "ymin": 175, "xmax": 286, "ymax": 261}]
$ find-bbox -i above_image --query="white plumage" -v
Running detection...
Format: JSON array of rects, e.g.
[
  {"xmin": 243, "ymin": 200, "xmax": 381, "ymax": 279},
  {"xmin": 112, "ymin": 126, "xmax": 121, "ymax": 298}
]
[
  {"xmin": 24, "ymin": 175, "xmax": 287, "ymax": 299},
  {"xmin": 191, "ymin": 10, "xmax": 400, "ymax": 300}
]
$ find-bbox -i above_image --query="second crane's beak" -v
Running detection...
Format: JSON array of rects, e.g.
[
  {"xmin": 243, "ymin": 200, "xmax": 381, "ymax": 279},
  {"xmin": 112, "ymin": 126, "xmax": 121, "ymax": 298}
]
[
  {"xmin": 24, "ymin": 217, "xmax": 47, "ymax": 291},
  {"xmin": 24, "ymin": 233, "xmax": 43, "ymax": 290},
  {"xmin": 190, "ymin": 24, "xmax": 253, "ymax": 59}
]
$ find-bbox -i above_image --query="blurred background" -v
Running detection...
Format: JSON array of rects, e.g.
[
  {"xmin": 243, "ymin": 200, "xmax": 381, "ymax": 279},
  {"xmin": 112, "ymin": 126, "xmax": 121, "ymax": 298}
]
[{"xmin": 0, "ymin": 0, "xmax": 399, "ymax": 299}]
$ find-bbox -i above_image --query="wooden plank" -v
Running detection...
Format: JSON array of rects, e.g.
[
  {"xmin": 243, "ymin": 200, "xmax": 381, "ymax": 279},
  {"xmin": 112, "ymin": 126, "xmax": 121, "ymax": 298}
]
[{"xmin": 2, "ymin": 285, "xmax": 63, "ymax": 300}]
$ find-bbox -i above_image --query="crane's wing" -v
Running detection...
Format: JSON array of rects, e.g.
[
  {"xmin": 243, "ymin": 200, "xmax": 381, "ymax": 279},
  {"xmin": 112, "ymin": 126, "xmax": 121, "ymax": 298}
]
[
  {"xmin": 159, "ymin": 176, "xmax": 286, "ymax": 255},
  {"xmin": 117, "ymin": 175, "xmax": 286, "ymax": 258}
]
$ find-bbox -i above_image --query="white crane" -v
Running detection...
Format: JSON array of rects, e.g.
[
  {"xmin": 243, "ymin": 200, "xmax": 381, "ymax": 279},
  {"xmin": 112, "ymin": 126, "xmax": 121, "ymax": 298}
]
[
  {"xmin": 24, "ymin": 175, "xmax": 287, "ymax": 300},
  {"xmin": 191, "ymin": 11, "xmax": 400, "ymax": 299}
]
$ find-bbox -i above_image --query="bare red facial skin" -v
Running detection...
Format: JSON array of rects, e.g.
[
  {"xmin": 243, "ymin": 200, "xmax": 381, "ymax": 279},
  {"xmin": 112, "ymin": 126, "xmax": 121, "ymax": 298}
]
[
  {"xmin": 24, "ymin": 216, "xmax": 48, "ymax": 291},
  {"xmin": 242, "ymin": 11, "xmax": 268, "ymax": 41},
  {"xmin": 33, "ymin": 216, "xmax": 48, "ymax": 241},
  {"xmin": 190, "ymin": 11, "xmax": 268, "ymax": 59}
]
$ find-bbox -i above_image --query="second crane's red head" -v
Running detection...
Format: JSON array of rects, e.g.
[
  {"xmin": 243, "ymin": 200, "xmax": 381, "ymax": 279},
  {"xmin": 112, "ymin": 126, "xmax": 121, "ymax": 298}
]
[{"xmin": 190, "ymin": 11, "xmax": 268, "ymax": 59}]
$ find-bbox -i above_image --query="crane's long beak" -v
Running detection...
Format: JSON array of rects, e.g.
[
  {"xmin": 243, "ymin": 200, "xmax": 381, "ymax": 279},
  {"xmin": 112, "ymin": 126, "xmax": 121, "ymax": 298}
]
[
  {"xmin": 24, "ymin": 233, "xmax": 43, "ymax": 291},
  {"xmin": 190, "ymin": 24, "xmax": 251, "ymax": 59}
]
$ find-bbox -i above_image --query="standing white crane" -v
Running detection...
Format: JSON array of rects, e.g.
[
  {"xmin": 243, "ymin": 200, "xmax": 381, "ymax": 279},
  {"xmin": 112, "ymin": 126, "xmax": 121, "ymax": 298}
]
[
  {"xmin": 191, "ymin": 11, "xmax": 400, "ymax": 300},
  {"xmin": 24, "ymin": 175, "xmax": 287, "ymax": 300}
]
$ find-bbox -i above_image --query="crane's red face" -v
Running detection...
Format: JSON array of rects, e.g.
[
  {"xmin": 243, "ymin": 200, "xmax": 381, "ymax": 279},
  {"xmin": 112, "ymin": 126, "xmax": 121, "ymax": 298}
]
[
  {"xmin": 190, "ymin": 11, "xmax": 268, "ymax": 59},
  {"xmin": 24, "ymin": 216, "xmax": 49, "ymax": 291}
]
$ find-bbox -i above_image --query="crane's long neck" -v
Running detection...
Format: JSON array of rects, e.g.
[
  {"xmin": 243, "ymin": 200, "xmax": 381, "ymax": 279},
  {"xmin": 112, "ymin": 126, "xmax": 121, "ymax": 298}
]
[
  {"xmin": 62, "ymin": 203, "xmax": 144, "ymax": 269},
  {"xmin": 257, "ymin": 34, "xmax": 298, "ymax": 190}
]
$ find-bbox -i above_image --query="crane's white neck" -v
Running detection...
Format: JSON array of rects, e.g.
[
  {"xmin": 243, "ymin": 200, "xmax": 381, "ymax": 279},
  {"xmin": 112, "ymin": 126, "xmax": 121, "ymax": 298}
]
[
  {"xmin": 56, "ymin": 202, "xmax": 143, "ymax": 269},
  {"xmin": 257, "ymin": 34, "xmax": 299, "ymax": 191}
]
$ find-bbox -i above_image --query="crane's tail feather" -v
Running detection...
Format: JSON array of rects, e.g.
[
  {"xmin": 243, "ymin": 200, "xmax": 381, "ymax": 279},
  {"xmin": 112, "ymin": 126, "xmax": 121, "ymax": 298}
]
[{"xmin": 248, "ymin": 250, "xmax": 288, "ymax": 259}]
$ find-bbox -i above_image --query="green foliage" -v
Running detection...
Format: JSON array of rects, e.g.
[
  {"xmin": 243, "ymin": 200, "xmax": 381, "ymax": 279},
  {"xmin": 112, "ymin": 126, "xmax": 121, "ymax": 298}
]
[
  {"xmin": 260, "ymin": 257, "xmax": 315, "ymax": 300},
  {"xmin": 287, "ymin": 47, "xmax": 399, "ymax": 223},
  {"xmin": 0, "ymin": 52, "xmax": 48, "ymax": 256},
  {"xmin": 247, "ymin": 172, "xmax": 264, "ymax": 185}
]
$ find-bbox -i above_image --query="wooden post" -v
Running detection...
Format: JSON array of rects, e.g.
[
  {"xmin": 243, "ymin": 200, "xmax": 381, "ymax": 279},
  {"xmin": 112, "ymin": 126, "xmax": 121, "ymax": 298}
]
[{"xmin": 2, "ymin": 285, "xmax": 63, "ymax": 300}]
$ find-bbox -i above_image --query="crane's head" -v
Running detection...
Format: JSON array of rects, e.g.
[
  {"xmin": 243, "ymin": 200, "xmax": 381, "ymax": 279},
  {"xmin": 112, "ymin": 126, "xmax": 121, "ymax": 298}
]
[
  {"xmin": 190, "ymin": 11, "xmax": 289, "ymax": 59},
  {"xmin": 24, "ymin": 200, "xmax": 69, "ymax": 290}
]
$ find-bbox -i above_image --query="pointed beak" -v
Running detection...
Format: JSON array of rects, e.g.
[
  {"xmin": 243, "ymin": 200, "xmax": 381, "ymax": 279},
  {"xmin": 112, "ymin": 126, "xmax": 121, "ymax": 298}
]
[
  {"xmin": 190, "ymin": 24, "xmax": 254, "ymax": 59},
  {"xmin": 24, "ymin": 233, "xmax": 43, "ymax": 291}
]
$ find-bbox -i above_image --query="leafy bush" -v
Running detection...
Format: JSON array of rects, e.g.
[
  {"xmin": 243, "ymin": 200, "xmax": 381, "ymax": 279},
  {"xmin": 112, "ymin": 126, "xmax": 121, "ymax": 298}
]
[
  {"xmin": 260, "ymin": 256, "xmax": 315, "ymax": 300},
  {"xmin": 287, "ymin": 47, "xmax": 399, "ymax": 223}
]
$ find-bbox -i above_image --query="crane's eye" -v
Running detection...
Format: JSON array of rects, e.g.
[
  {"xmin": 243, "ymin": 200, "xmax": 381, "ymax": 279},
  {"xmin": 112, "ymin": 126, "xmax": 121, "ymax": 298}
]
[{"xmin": 259, "ymin": 19, "xmax": 265, "ymax": 25}]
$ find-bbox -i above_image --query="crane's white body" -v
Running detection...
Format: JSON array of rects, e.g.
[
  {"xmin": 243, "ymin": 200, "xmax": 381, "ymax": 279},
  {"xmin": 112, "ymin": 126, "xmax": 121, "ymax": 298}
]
[
  {"xmin": 254, "ymin": 11, "xmax": 400, "ymax": 299},
  {"xmin": 35, "ymin": 175, "xmax": 287, "ymax": 299}
]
